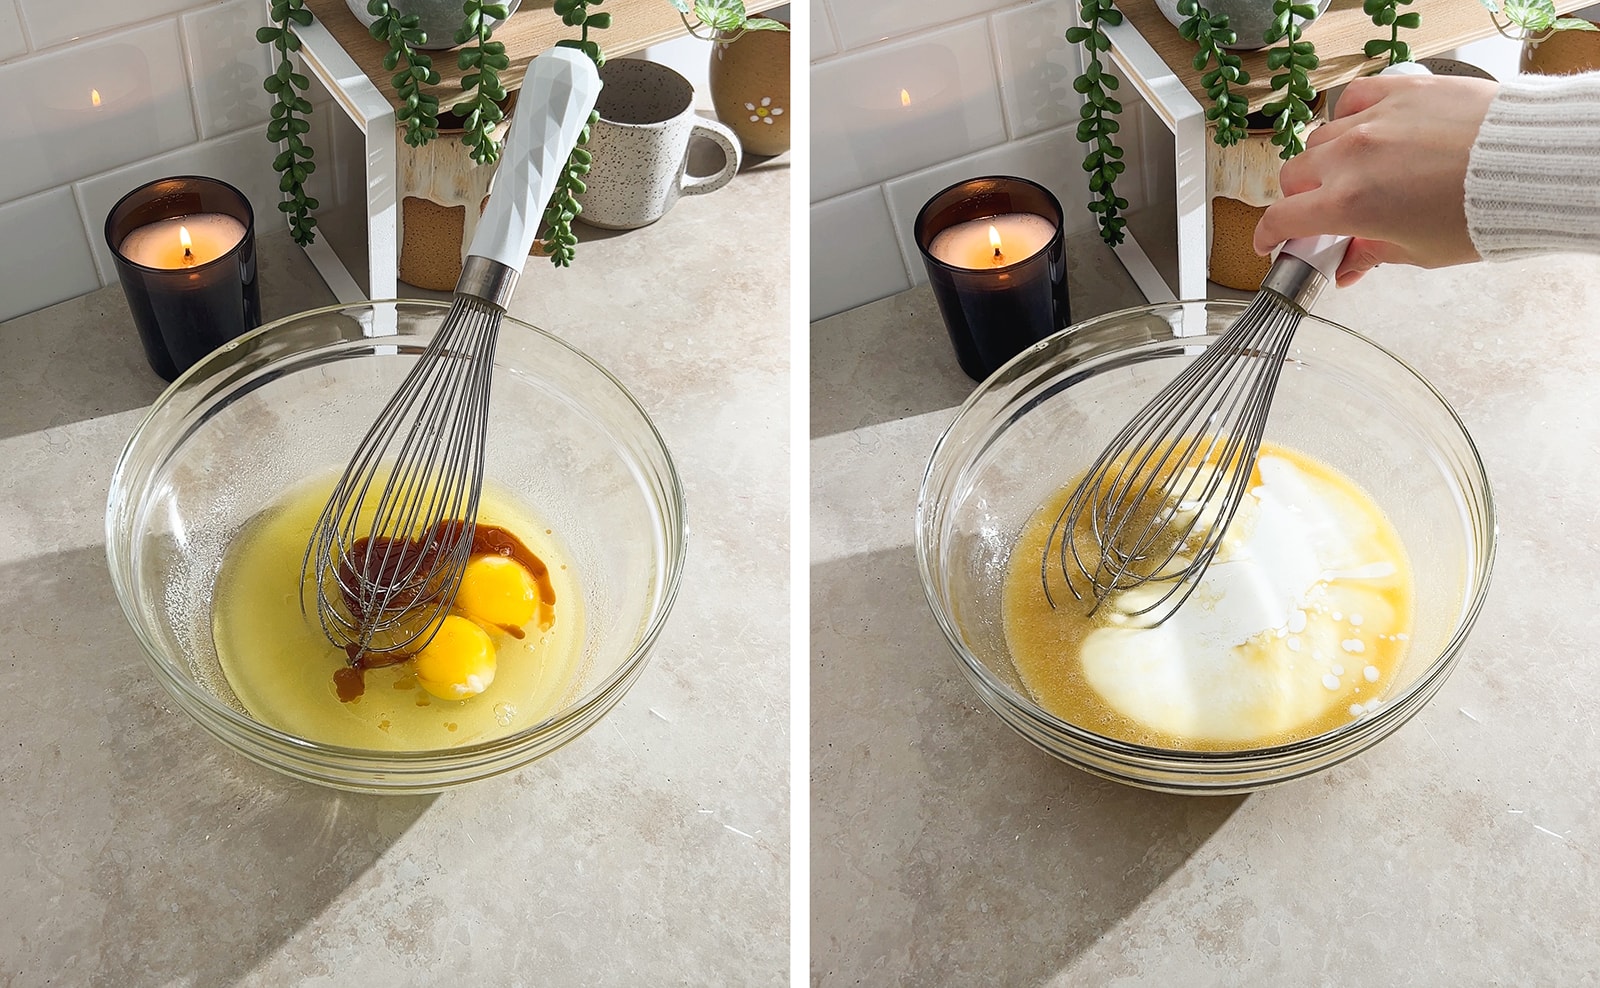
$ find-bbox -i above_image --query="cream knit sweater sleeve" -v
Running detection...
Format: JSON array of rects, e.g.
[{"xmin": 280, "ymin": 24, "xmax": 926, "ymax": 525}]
[{"xmin": 1465, "ymin": 71, "xmax": 1600, "ymax": 259}]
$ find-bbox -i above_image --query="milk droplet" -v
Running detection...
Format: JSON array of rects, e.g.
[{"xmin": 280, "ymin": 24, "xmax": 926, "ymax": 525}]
[
  {"xmin": 1364, "ymin": 665, "xmax": 1379, "ymax": 683},
  {"xmin": 1323, "ymin": 673, "xmax": 1341, "ymax": 690}
]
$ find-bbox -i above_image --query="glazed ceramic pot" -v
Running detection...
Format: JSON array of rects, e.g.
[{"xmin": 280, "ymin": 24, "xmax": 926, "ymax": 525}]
[
  {"xmin": 1521, "ymin": 17, "xmax": 1600, "ymax": 75},
  {"xmin": 344, "ymin": 0, "xmax": 522, "ymax": 50},
  {"xmin": 1153, "ymin": 0, "xmax": 1330, "ymax": 50},
  {"xmin": 708, "ymin": 22, "xmax": 791, "ymax": 157},
  {"xmin": 1207, "ymin": 98, "xmax": 1323, "ymax": 291},
  {"xmin": 396, "ymin": 97, "xmax": 515, "ymax": 291}
]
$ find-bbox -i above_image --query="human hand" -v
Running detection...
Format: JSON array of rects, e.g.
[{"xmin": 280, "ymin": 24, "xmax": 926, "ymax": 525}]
[{"xmin": 1252, "ymin": 74, "xmax": 1498, "ymax": 286}]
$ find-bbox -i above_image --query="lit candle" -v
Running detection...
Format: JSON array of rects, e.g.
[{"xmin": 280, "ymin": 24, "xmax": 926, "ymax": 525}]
[
  {"xmin": 117, "ymin": 213, "xmax": 247, "ymax": 270},
  {"xmin": 105, "ymin": 177, "xmax": 260, "ymax": 381},
  {"xmin": 928, "ymin": 212, "xmax": 1057, "ymax": 269},
  {"xmin": 914, "ymin": 177, "xmax": 1071, "ymax": 382}
]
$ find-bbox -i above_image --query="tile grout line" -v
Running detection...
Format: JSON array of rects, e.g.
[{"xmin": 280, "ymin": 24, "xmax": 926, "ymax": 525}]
[
  {"xmin": 174, "ymin": 10, "xmax": 208, "ymax": 141},
  {"xmin": 69, "ymin": 182, "xmax": 111, "ymax": 287},
  {"xmin": 10, "ymin": 0, "xmax": 35, "ymax": 54}
]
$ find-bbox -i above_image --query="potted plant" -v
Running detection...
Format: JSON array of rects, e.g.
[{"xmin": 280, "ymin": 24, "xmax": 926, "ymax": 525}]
[
  {"xmin": 669, "ymin": 0, "xmax": 791, "ymax": 156},
  {"xmin": 257, "ymin": 0, "xmax": 611, "ymax": 274},
  {"xmin": 1479, "ymin": 0, "xmax": 1600, "ymax": 74},
  {"xmin": 1067, "ymin": 0, "xmax": 1418, "ymax": 287}
]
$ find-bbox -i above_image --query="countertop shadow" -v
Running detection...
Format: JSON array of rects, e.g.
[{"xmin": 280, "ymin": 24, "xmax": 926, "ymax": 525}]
[
  {"xmin": 0, "ymin": 545, "xmax": 434, "ymax": 986},
  {"xmin": 0, "ymin": 229, "xmax": 333, "ymax": 442},
  {"xmin": 810, "ymin": 231, "xmax": 1147, "ymax": 441},
  {"xmin": 810, "ymin": 545, "xmax": 1244, "ymax": 985}
]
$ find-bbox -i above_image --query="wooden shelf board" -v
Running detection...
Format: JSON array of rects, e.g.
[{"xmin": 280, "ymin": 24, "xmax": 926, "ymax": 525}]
[
  {"xmin": 301, "ymin": 0, "xmax": 785, "ymax": 112},
  {"xmin": 1114, "ymin": 0, "xmax": 1592, "ymax": 112}
]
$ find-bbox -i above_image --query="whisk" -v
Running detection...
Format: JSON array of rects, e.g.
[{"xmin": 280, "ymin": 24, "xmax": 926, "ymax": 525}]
[
  {"xmin": 1040, "ymin": 231, "xmax": 1359, "ymax": 626},
  {"xmin": 303, "ymin": 48, "xmax": 601, "ymax": 662},
  {"xmin": 1040, "ymin": 64, "xmax": 1431, "ymax": 628}
]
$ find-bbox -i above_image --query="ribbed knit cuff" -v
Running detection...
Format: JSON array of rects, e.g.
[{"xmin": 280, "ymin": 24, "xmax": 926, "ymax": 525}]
[{"xmin": 1465, "ymin": 71, "xmax": 1600, "ymax": 260}]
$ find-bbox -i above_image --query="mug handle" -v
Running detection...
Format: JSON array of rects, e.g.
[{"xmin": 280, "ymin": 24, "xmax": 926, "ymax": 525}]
[{"xmin": 680, "ymin": 118, "xmax": 742, "ymax": 197}]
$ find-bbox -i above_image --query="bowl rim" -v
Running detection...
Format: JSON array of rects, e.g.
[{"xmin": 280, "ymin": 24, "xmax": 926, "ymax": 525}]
[
  {"xmin": 915, "ymin": 298, "xmax": 1499, "ymax": 767},
  {"xmin": 105, "ymin": 298, "xmax": 689, "ymax": 767}
]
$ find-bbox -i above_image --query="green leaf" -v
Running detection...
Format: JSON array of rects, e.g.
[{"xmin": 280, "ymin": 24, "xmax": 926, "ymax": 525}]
[
  {"xmin": 1395, "ymin": 11, "xmax": 1421, "ymax": 27},
  {"xmin": 1552, "ymin": 15, "xmax": 1600, "ymax": 29},
  {"xmin": 1503, "ymin": 0, "xmax": 1555, "ymax": 31}
]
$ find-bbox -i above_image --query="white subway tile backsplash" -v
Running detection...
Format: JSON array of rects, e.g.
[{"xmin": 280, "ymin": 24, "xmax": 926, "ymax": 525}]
[
  {"xmin": 882, "ymin": 124, "xmax": 1094, "ymax": 287},
  {"xmin": 16, "ymin": 0, "xmax": 194, "ymax": 49},
  {"xmin": 0, "ymin": 188, "xmax": 101, "ymax": 322},
  {"xmin": 991, "ymin": 1, "xmax": 1080, "ymax": 140},
  {"xmin": 811, "ymin": 0, "xmax": 838, "ymax": 60},
  {"xmin": 0, "ymin": 1, "xmax": 28, "ymax": 62},
  {"xmin": 829, "ymin": 0, "xmax": 1001, "ymax": 51},
  {"xmin": 0, "ymin": 21, "xmax": 197, "ymax": 203},
  {"xmin": 811, "ymin": 20, "xmax": 1007, "ymax": 202},
  {"xmin": 811, "ymin": 186, "xmax": 911, "ymax": 320},
  {"xmin": 76, "ymin": 126, "xmax": 283, "ymax": 283},
  {"xmin": 182, "ymin": 0, "xmax": 275, "ymax": 139}
]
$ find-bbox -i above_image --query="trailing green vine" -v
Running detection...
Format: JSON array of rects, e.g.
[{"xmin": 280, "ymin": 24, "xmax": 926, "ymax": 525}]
[
  {"xmin": 258, "ymin": 0, "xmax": 318, "ymax": 246},
  {"xmin": 1261, "ymin": 0, "xmax": 1319, "ymax": 160},
  {"xmin": 1176, "ymin": 0, "xmax": 1252, "ymax": 147},
  {"xmin": 1066, "ymin": 0, "xmax": 1128, "ymax": 247},
  {"xmin": 367, "ymin": 0, "xmax": 441, "ymax": 147},
  {"xmin": 456, "ymin": 0, "xmax": 512, "ymax": 164},
  {"xmin": 540, "ymin": 0, "xmax": 612, "ymax": 266},
  {"xmin": 1363, "ymin": 0, "xmax": 1419, "ymax": 64}
]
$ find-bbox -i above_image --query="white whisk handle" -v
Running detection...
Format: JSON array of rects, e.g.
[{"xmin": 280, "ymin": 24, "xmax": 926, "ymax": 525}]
[
  {"xmin": 463, "ymin": 47, "xmax": 602, "ymax": 280},
  {"xmin": 1277, "ymin": 233, "xmax": 1350, "ymax": 283}
]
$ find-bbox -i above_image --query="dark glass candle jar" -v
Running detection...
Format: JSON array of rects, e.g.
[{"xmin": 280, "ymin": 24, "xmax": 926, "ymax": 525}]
[
  {"xmin": 105, "ymin": 176, "xmax": 260, "ymax": 382},
  {"xmin": 914, "ymin": 176, "xmax": 1070, "ymax": 382}
]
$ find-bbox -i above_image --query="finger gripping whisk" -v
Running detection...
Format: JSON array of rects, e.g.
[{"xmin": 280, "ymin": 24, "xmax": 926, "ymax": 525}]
[
  {"xmin": 1041, "ymin": 233, "xmax": 1352, "ymax": 627},
  {"xmin": 302, "ymin": 49, "xmax": 601, "ymax": 662}
]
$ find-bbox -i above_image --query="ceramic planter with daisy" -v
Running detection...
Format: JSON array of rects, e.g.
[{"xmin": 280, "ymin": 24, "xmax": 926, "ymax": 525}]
[{"xmin": 703, "ymin": 6, "xmax": 791, "ymax": 157}]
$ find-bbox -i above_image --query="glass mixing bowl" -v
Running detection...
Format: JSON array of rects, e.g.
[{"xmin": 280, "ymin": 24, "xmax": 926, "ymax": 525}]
[
  {"xmin": 916, "ymin": 300, "xmax": 1495, "ymax": 794},
  {"xmin": 107, "ymin": 300, "xmax": 685, "ymax": 793}
]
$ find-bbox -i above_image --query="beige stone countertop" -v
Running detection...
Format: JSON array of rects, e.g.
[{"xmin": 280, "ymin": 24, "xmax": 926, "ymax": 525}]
[
  {"xmin": 811, "ymin": 239, "xmax": 1600, "ymax": 984},
  {"xmin": 0, "ymin": 156, "xmax": 789, "ymax": 985}
]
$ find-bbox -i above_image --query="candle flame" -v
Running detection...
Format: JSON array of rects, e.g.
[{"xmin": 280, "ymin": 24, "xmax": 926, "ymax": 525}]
[
  {"xmin": 900, "ymin": 88, "xmax": 911, "ymax": 107},
  {"xmin": 989, "ymin": 225, "xmax": 1002, "ymax": 252},
  {"xmin": 179, "ymin": 225, "xmax": 193, "ymax": 251},
  {"xmin": 90, "ymin": 89, "xmax": 101, "ymax": 107}
]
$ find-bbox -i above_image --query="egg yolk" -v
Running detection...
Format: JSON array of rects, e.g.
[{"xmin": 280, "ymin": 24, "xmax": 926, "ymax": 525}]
[
  {"xmin": 453, "ymin": 554, "xmax": 539, "ymax": 629},
  {"xmin": 414, "ymin": 614, "xmax": 497, "ymax": 700}
]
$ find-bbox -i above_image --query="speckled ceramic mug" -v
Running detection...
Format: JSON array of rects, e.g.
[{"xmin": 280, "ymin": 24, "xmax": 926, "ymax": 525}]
[{"xmin": 576, "ymin": 58, "xmax": 742, "ymax": 230}]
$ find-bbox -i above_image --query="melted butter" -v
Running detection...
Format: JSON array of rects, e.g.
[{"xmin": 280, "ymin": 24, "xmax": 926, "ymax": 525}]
[
  {"xmin": 210, "ymin": 473, "xmax": 585, "ymax": 750},
  {"xmin": 1003, "ymin": 444, "xmax": 1413, "ymax": 750}
]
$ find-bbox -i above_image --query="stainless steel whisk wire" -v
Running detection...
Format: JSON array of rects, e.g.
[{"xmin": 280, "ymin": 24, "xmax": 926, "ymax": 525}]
[
  {"xmin": 296, "ymin": 49, "xmax": 601, "ymax": 664},
  {"xmin": 304, "ymin": 296, "xmax": 501, "ymax": 657},
  {"xmin": 1040, "ymin": 264, "xmax": 1320, "ymax": 627}
]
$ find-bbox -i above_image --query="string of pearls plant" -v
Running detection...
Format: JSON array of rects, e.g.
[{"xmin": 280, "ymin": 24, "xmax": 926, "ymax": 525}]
[{"xmin": 259, "ymin": 0, "xmax": 611, "ymax": 262}]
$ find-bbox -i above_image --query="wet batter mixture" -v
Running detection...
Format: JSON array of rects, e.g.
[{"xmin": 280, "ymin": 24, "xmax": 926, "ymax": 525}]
[
  {"xmin": 211, "ymin": 474, "xmax": 585, "ymax": 750},
  {"xmin": 1003, "ymin": 444, "xmax": 1414, "ymax": 749}
]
